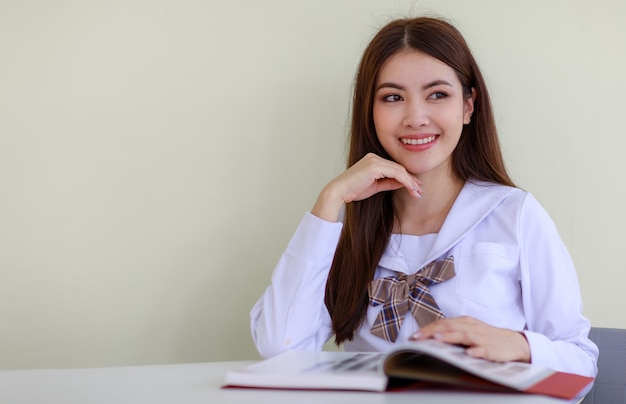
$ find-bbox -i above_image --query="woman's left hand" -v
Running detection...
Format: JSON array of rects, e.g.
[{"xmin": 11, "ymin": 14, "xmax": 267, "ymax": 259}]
[{"xmin": 410, "ymin": 316, "xmax": 531, "ymax": 363}]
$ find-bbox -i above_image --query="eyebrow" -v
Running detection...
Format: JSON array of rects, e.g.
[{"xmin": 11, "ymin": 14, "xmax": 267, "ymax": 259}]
[{"xmin": 376, "ymin": 79, "xmax": 454, "ymax": 91}]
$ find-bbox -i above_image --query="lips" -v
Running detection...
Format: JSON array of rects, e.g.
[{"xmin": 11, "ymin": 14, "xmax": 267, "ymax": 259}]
[{"xmin": 400, "ymin": 136, "xmax": 437, "ymax": 145}]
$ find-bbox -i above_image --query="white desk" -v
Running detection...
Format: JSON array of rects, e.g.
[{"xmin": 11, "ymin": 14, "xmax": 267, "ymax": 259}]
[{"xmin": 0, "ymin": 361, "xmax": 579, "ymax": 403}]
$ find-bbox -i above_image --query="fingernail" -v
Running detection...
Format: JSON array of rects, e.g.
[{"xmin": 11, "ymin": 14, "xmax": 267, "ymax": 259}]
[
  {"xmin": 410, "ymin": 332, "xmax": 421, "ymax": 340},
  {"xmin": 413, "ymin": 187, "xmax": 422, "ymax": 198},
  {"xmin": 434, "ymin": 333, "xmax": 443, "ymax": 340}
]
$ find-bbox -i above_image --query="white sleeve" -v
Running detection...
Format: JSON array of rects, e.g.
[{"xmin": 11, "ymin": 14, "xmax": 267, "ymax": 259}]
[
  {"xmin": 250, "ymin": 212, "xmax": 343, "ymax": 358},
  {"xmin": 519, "ymin": 194, "xmax": 599, "ymax": 377}
]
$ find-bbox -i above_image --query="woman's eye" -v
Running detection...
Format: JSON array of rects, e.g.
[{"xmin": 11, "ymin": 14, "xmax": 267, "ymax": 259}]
[
  {"xmin": 428, "ymin": 91, "xmax": 448, "ymax": 100},
  {"xmin": 383, "ymin": 94, "xmax": 403, "ymax": 102}
]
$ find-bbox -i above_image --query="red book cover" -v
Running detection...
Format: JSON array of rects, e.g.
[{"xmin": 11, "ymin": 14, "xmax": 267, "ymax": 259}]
[{"xmin": 524, "ymin": 372, "xmax": 594, "ymax": 400}]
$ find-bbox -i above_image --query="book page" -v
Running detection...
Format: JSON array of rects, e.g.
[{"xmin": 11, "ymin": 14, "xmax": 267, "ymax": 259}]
[
  {"xmin": 385, "ymin": 339, "xmax": 554, "ymax": 390},
  {"xmin": 224, "ymin": 350, "xmax": 387, "ymax": 391}
]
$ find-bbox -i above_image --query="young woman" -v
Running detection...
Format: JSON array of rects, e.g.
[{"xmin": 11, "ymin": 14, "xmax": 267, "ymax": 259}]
[{"xmin": 250, "ymin": 17, "xmax": 598, "ymax": 377}]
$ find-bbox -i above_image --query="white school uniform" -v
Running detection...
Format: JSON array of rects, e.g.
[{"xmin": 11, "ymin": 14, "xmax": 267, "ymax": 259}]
[{"xmin": 250, "ymin": 181, "xmax": 599, "ymax": 377}]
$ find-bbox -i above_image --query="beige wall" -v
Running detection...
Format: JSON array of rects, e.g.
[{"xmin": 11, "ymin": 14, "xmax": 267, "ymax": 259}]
[{"xmin": 1, "ymin": 0, "xmax": 624, "ymax": 369}]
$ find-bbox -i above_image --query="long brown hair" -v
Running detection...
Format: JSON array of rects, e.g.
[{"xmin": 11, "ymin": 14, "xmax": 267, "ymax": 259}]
[{"xmin": 324, "ymin": 17, "xmax": 515, "ymax": 344}]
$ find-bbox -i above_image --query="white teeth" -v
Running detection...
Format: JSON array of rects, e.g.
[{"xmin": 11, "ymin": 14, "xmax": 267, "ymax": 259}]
[{"xmin": 401, "ymin": 136, "xmax": 436, "ymax": 145}]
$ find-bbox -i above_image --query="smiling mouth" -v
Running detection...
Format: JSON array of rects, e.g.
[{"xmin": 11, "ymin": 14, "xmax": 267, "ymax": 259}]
[{"xmin": 400, "ymin": 136, "xmax": 437, "ymax": 145}]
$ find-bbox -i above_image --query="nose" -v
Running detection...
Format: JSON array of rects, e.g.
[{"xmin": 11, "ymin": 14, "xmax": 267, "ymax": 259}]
[{"xmin": 402, "ymin": 99, "xmax": 429, "ymax": 128}]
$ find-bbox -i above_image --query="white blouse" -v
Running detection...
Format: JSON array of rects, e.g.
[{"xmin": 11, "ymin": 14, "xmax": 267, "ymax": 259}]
[{"xmin": 250, "ymin": 181, "xmax": 599, "ymax": 377}]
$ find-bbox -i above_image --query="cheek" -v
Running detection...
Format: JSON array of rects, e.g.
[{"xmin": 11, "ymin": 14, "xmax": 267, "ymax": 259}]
[
  {"xmin": 372, "ymin": 105, "xmax": 396, "ymax": 135},
  {"xmin": 372, "ymin": 108, "xmax": 387, "ymax": 141},
  {"xmin": 440, "ymin": 109, "xmax": 465, "ymax": 134},
  {"xmin": 372, "ymin": 105, "xmax": 383, "ymax": 129}
]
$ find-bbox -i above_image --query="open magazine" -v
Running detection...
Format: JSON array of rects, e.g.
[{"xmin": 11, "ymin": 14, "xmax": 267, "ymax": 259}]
[{"xmin": 223, "ymin": 339, "xmax": 593, "ymax": 400}]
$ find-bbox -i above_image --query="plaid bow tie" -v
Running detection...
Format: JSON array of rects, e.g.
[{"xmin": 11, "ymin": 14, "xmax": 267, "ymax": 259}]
[{"xmin": 368, "ymin": 256, "xmax": 456, "ymax": 342}]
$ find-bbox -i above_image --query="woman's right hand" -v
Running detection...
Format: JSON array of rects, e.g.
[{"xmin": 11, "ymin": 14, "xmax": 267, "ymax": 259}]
[{"xmin": 311, "ymin": 153, "xmax": 423, "ymax": 222}]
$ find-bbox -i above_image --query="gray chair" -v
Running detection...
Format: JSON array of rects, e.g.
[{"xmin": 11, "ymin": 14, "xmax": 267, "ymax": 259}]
[{"xmin": 581, "ymin": 327, "xmax": 626, "ymax": 403}]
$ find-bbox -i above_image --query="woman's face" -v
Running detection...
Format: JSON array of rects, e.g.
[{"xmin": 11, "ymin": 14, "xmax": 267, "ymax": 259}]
[{"xmin": 373, "ymin": 49, "xmax": 474, "ymax": 178}]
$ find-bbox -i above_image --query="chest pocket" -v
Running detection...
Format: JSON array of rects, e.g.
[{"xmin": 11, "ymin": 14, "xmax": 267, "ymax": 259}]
[{"xmin": 454, "ymin": 242, "xmax": 520, "ymax": 307}]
